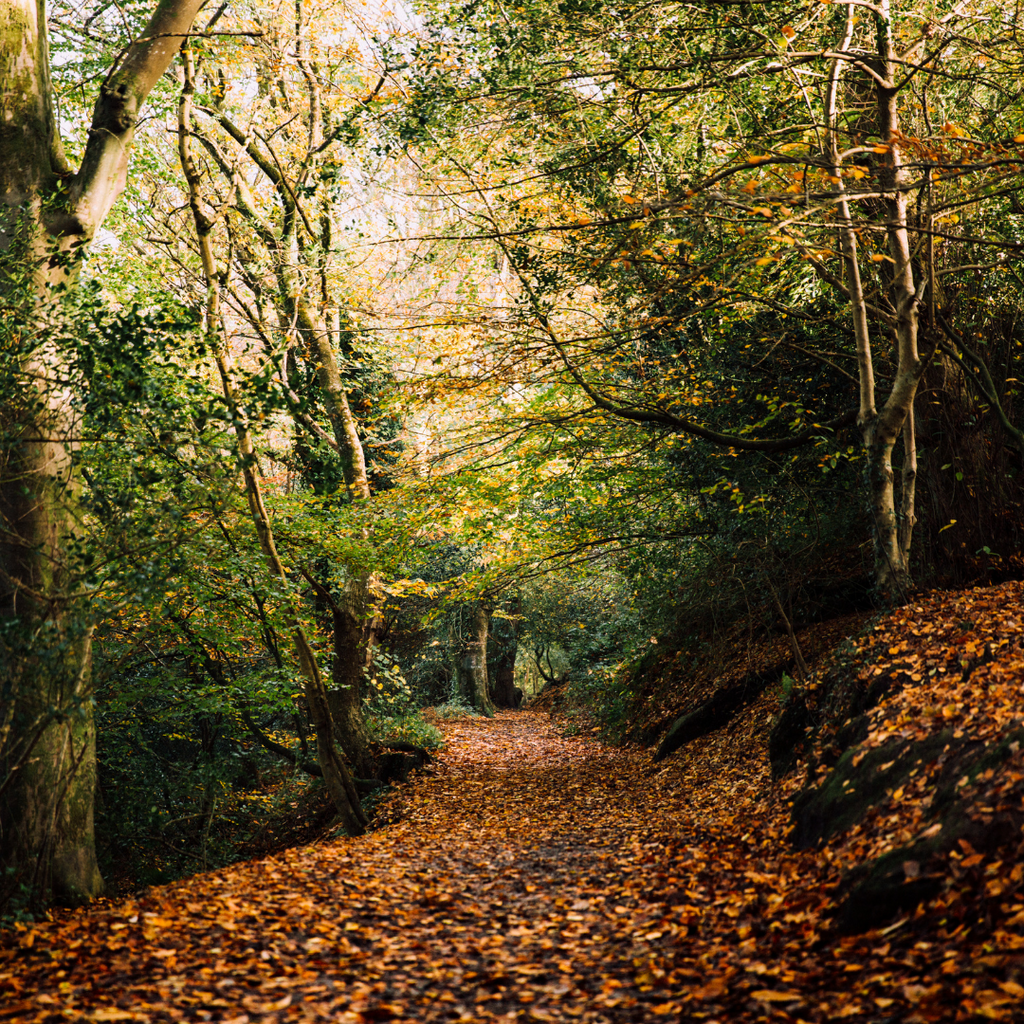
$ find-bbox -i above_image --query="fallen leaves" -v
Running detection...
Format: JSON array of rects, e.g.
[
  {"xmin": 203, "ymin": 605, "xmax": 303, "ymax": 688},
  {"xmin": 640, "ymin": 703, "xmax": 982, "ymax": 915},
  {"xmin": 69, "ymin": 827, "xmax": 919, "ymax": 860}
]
[{"xmin": 3, "ymin": 584, "xmax": 1024, "ymax": 1022}]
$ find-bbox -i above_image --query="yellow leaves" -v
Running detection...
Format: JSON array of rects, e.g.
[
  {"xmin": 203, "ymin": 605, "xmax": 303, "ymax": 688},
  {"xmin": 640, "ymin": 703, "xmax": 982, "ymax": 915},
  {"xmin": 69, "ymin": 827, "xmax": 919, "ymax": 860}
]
[
  {"xmin": 755, "ymin": 257, "xmax": 777, "ymax": 267},
  {"xmin": 903, "ymin": 983, "xmax": 940, "ymax": 1004},
  {"xmin": 527, "ymin": 1009, "xmax": 556, "ymax": 1022},
  {"xmin": 257, "ymin": 995, "xmax": 292, "ymax": 1012}
]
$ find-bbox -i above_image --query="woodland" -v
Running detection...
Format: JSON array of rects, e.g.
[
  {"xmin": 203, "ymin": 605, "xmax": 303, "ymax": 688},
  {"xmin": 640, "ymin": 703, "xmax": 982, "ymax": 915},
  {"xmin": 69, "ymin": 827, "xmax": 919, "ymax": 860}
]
[{"xmin": 3, "ymin": 0, "xmax": 1024, "ymax": 1019}]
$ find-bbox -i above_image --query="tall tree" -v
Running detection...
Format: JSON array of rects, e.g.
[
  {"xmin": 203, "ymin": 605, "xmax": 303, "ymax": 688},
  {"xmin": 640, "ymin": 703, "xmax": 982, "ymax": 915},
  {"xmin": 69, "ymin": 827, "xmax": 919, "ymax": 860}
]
[
  {"xmin": 176, "ymin": 42, "xmax": 367, "ymax": 833},
  {"xmin": 0, "ymin": 0, "xmax": 204, "ymax": 903},
  {"xmin": 403, "ymin": 0, "xmax": 1024, "ymax": 600},
  {"xmin": 166, "ymin": 0, "xmax": 390, "ymax": 773}
]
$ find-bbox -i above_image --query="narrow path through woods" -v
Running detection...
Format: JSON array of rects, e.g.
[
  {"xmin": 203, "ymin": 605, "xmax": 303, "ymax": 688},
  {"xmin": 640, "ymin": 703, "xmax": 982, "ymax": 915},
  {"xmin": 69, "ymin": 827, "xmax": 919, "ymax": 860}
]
[{"xmin": 0, "ymin": 709, "xmax": 1006, "ymax": 1022}]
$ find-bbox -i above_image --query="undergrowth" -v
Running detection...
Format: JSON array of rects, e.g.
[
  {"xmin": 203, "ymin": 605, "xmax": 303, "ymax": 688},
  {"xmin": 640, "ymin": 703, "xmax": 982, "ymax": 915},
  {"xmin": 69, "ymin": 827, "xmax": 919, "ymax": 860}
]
[
  {"xmin": 368, "ymin": 711, "xmax": 444, "ymax": 750},
  {"xmin": 431, "ymin": 696, "xmax": 481, "ymax": 720}
]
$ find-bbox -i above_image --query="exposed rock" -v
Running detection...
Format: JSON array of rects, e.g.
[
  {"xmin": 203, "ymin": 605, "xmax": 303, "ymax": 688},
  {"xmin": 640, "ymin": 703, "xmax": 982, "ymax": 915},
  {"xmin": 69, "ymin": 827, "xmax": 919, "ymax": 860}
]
[
  {"xmin": 653, "ymin": 664, "xmax": 788, "ymax": 762},
  {"xmin": 791, "ymin": 726, "xmax": 1024, "ymax": 932}
]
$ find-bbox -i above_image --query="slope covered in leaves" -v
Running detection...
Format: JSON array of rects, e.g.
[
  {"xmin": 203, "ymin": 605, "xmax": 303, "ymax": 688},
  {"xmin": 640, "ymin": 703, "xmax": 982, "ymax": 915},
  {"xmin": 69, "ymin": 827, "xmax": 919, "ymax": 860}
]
[{"xmin": 4, "ymin": 576, "xmax": 1024, "ymax": 1024}]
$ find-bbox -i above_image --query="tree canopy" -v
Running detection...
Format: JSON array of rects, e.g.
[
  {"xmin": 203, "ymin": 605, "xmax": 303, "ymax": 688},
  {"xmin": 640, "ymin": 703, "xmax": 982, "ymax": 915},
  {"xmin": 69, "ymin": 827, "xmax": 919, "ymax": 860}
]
[{"xmin": 3, "ymin": 0, "xmax": 1024, "ymax": 913}]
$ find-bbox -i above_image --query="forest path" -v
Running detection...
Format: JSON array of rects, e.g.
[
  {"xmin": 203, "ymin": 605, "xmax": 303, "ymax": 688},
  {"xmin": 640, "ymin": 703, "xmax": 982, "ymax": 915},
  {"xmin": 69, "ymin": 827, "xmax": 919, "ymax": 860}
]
[
  {"xmin": 1, "ymin": 711, "xmax": 766, "ymax": 1023},
  {"xmin": 0, "ymin": 709, "xmax": 981, "ymax": 1022}
]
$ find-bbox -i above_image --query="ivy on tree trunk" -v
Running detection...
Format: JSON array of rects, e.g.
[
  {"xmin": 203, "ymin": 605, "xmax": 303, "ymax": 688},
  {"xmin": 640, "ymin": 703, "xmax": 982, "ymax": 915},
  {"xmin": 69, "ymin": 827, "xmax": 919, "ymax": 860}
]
[{"xmin": 0, "ymin": 0, "xmax": 205, "ymax": 906}]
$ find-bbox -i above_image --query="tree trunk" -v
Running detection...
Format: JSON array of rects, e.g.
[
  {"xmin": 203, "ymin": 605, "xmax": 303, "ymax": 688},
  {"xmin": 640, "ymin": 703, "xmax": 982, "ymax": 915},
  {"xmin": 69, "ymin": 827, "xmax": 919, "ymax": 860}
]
[
  {"xmin": 0, "ymin": 0, "xmax": 204, "ymax": 906},
  {"xmin": 327, "ymin": 591, "xmax": 372, "ymax": 776},
  {"xmin": 177, "ymin": 48, "xmax": 366, "ymax": 835},
  {"xmin": 490, "ymin": 596, "xmax": 521, "ymax": 709},
  {"xmin": 863, "ymin": 1, "xmax": 924, "ymax": 599},
  {"xmin": 290, "ymin": 294, "xmax": 382, "ymax": 756},
  {"xmin": 468, "ymin": 604, "xmax": 496, "ymax": 717},
  {"xmin": 0, "ymin": 632, "xmax": 101, "ymax": 906},
  {"xmin": 825, "ymin": 1, "xmax": 925, "ymax": 601}
]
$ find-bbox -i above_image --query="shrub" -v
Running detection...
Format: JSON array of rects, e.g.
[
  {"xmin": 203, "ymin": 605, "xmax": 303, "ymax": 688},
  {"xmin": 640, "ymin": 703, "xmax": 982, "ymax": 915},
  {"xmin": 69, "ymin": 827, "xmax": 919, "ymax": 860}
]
[{"xmin": 368, "ymin": 711, "xmax": 444, "ymax": 750}]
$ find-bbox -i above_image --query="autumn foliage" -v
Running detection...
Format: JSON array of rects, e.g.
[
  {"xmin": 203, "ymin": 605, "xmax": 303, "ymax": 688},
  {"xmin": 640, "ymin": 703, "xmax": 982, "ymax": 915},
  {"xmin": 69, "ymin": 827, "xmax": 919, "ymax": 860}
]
[{"xmin": 2, "ymin": 582, "xmax": 1024, "ymax": 1023}]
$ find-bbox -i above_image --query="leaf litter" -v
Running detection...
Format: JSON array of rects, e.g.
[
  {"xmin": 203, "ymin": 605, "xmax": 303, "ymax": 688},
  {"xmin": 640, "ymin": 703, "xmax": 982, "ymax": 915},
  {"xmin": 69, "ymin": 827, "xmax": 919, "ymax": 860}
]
[{"xmin": 3, "ymin": 583, "xmax": 1024, "ymax": 1022}]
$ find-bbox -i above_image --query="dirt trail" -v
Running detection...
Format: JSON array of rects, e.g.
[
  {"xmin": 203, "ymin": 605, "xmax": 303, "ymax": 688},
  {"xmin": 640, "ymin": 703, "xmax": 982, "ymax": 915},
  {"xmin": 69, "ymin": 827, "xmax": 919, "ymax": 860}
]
[
  {"xmin": 2, "ymin": 713, "xmax": 687, "ymax": 1022},
  {"xmin": 1, "ymin": 709, "xmax": 1018, "ymax": 1022}
]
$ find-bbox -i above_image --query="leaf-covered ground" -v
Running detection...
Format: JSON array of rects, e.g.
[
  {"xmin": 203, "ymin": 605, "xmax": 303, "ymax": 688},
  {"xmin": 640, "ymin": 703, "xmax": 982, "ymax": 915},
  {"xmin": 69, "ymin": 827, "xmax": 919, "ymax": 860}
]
[{"xmin": 4, "ymin": 584, "xmax": 1024, "ymax": 1022}]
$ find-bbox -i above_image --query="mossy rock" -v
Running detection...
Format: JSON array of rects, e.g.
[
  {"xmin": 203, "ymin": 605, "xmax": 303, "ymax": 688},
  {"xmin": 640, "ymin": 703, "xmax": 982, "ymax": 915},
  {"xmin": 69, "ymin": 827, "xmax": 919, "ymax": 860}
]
[
  {"xmin": 792, "ymin": 730, "xmax": 955, "ymax": 849},
  {"xmin": 792, "ymin": 726, "xmax": 1024, "ymax": 932},
  {"xmin": 834, "ymin": 795, "xmax": 1024, "ymax": 933},
  {"xmin": 653, "ymin": 662, "xmax": 788, "ymax": 762}
]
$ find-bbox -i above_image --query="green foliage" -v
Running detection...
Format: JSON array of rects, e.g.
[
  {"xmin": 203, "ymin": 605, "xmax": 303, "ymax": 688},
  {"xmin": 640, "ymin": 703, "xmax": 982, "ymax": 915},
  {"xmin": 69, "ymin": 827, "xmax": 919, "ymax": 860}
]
[
  {"xmin": 399, "ymin": 0, "xmax": 1024, "ymax": 604},
  {"xmin": 0, "ymin": 261, "xmax": 337, "ymax": 896},
  {"xmin": 367, "ymin": 712, "xmax": 444, "ymax": 751},
  {"xmin": 364, "ymin": 649, "xmax": 417, "ymax": 717},
  {"xmin": 0, "ymin": 867, "xmax": 37, "ymax": 927},
  {"xmin": 778, "ymin": 672, "xmax": 799, "ymax": 705},
  {"xmin": 564, "ymin": 666, "xmax": 636, "ymax": 742},
  {"xmin": 432, "ymin": 696, "xmax": 480, "ymax": 720}
]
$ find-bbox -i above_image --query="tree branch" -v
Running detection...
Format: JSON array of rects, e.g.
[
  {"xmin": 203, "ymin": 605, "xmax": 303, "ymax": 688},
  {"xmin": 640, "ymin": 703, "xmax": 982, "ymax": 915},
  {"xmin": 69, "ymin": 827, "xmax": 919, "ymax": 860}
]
[
  {"xmin": 240, "ymin": 710, "xmax": 323, "ymax": 777},
  {"xmin": 69, "ymin": 0, "xmax": 206, "ymax": 237}
]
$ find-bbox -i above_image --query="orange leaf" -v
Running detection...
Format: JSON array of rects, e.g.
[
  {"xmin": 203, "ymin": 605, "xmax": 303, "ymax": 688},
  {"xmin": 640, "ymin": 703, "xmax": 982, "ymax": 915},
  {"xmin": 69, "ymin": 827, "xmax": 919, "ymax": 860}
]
[{"xmin": 751, "ymin": 990, "xmax": 805, "ymax": 1002}]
